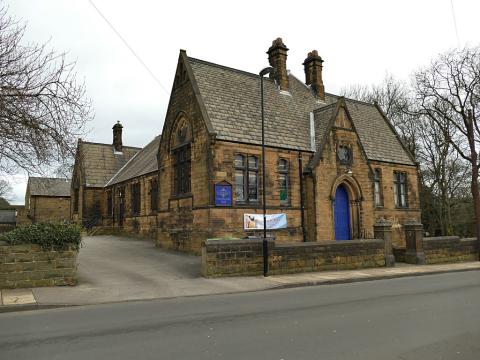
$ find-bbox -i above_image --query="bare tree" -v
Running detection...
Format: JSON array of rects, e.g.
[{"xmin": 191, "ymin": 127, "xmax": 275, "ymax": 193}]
[
  {"xmin": 343, "ymin": 73, "xmax": 471, "ymax": 236},
  {"xmin": 0, "ymin": 6, "xmax": 91, "ymax": 176},
  {"xmin": 0, "ymin": 179, "xmax": 12, "ymax": 199},
  {"xmin": 413, "ymin": 46, "xmax": 480, "ymax": 241},
  {"xmin": 341, "ymin": 74, "xmax": 419, "ymax": 156}
]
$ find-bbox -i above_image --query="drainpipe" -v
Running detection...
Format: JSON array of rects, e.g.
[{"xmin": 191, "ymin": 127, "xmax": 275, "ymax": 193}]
[{"xmin": 298, "ymin": 152, "xmax": 307, "ymax": 242}]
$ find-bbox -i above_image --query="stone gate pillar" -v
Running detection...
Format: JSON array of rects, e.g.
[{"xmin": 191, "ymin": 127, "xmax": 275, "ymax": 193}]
[
  {"xmin": 404, "ymin": 220, "xmax": 425, "ymax": 265},
  {"xmin": 374, "ymin": 218, "xmax": 395, "ymax": 267}
]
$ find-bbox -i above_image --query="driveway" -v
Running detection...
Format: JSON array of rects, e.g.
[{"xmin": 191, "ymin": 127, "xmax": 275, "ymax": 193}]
[{"xmin": 32, "ymin": 235, "xmax": 273, "ymax": 306}]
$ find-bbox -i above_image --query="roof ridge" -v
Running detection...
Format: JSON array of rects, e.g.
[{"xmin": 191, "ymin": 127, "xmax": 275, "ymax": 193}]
[
  {"xmin": 343, "ymin": 97, "xmax": 377, "ymax": 107},
  {"xmin": 81, "ymin": 140, "xmax": 142, "ymax": 150},
  {"xmin": 29, "ymin": 177, "xmax": 70, "ymax": 181},
  {"xmin": 188, "ymin": 56, "xmax": 275, "ymax": 81},
  {"xmin": 313, "ymin": 102, "xmax": 337, "ymax": 113}
]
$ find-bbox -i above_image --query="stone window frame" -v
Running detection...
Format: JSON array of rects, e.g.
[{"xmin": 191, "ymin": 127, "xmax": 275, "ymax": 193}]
[
  {"xmin": 373, "ymin": 168, "xmax": 383, "ymax": 207},
  {"xmin": 393, "ymin": 171, "xmax": 408, "ymax": 208},
  {"xmin": 234, "ymin": 153, "xmax": 259, "ymax": 204},
  {"xmin": 130, "ymin": 182, "xmax": 141, "ymax": 216},
  {"xmin": 150, "ymin": 178, "xmax": 158, "ymax": 213},
  {"xmin": 336, "ymin": 143, "xmax": 353, "ymax": 166},
  {"xmin": 278, "ymin": 158, "xmax": 289, "ymax": 205}
]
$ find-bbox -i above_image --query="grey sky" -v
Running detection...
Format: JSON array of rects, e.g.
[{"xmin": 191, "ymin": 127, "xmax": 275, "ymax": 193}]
[{"xmin": 2, "ymin": 0, "xmax": 479, "ymax": 204}]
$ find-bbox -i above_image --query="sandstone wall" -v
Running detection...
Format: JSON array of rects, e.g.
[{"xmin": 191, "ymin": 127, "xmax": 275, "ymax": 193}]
[{"xmin": 0, "ymin": 242, "xmax": 78, "ymax": 289}]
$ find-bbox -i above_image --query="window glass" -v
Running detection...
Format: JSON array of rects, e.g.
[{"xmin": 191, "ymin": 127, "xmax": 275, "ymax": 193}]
[
  {"xmin": 248, "ymin": 172, "xmax": 258, "ymax": 200},
  {"xmin": 173, "ymin": 144, "xmax": 191, "ymax": 195},
  {"xmin": 235, "ymin": 170, "xmax": 245, "ymax": 201},
  {"xmin": 279, "ymin": 173, "xmax": 288, "ymax": 202},
  {"xmin": 374, "ymin": 169, "xmax": 382, "ymax": 206},
  {"xmin": 394, "ymin": 172, "xmax": 407, "ymax": 208},
  {"xmin": 337, "ymin": 145, "xmax": 352, "ymax": 165},
  {"xmin": 248, "ymin": 156, "xmax": 258, "ymax": 170},
  {"xmin": 235, "ymin": 154, "xmax": 245, "ymax": 168}
]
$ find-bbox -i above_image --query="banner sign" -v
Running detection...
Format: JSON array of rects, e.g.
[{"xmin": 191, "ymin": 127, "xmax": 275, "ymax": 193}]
[
  {"xmin": 244, "ymin": 213, "xmax": 288, "ymax": 230},
  {"xmin": 215, "ymin": 181, "xmax": 232, "ymax": 206}
]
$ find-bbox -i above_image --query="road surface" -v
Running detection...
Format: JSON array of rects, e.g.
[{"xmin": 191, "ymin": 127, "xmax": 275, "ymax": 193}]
[{"xmin": 1, "ymin": 271, "xmax": 479, "ymax": 359}]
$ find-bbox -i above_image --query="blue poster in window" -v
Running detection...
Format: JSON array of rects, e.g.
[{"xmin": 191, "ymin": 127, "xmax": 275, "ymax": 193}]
[{"xmin": 215, "ymin": 181, "xmax": 232, "ymax": 206}]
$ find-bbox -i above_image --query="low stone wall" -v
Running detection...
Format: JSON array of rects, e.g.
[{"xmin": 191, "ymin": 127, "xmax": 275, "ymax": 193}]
[
  {"xmin": 0, "ymin": 223, "xmax": 15, "ymax": 234},
  {"xmin": 202, "ymin": 238, "xmax": 386, "ymax": 277},
  {"xmin": 423, "ymin": 236, "xmax": 478, "ymax": 264},
  {"xmin": 0, "ymin": 241, "xmax": 78, "ymax": 289}
]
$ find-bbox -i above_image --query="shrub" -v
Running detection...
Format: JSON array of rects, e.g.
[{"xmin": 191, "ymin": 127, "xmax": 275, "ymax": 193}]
[{"xmin": 0, "ymin": 222, "xmax": 82, "ymax": 250}]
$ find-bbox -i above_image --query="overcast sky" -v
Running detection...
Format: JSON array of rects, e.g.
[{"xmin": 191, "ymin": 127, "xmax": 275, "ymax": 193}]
[{"xmin": 3, "ymin": 0, "xmax": 480, "ymax": 204}]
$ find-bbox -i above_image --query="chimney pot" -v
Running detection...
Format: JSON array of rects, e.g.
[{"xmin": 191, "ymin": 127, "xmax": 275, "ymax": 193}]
[
  {"xmin": 113, "ymin": 121, "xmax": 123, "ymax": 152},
  {"xmin": 267, "ymin": 38, "xmax": 289, "ymax": 91},
  {"xmin": 303, "ymin": 50, "xmax": 325, "ymax": 101}
]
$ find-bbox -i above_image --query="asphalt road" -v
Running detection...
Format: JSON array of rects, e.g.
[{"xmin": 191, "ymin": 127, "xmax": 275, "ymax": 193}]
[{"xmin": 1, "ymin": 271, "xmax": 480, "ymax": 360}]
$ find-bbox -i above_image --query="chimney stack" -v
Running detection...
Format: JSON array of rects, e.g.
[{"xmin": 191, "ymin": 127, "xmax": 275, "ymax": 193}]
[
  {"xmin": 303, "ymin": 50, "xmax": 325, "ymax": 101},
  {"xmin": 267, "ymin": 38, "xmax": 289, "ymax": 91},
  {"xmin": 112, "ymin": 121, "xmax": 123, "ymax": 152}
]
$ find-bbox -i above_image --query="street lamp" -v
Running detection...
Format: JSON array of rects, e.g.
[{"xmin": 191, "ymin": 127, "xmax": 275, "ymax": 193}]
[{"xmin": 259, "ymin": 66, "xmax": 272, "ymax": 277}]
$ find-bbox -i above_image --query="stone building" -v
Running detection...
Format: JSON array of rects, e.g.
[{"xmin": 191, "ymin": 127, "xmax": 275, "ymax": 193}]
[
  {"xmin": 79, "ymin": 38, "xmax": 421, "ymax": 253},
  {"xmin": 70, "ymin": 122, "xmax": 140, "ymax": 227},
  {"xmin": 104, "ymin": 135, "xmax": 161, "ymax": 238},
  {"xmin": 24, "ymin": 177, "xmax": 72, "ymax": 223}
]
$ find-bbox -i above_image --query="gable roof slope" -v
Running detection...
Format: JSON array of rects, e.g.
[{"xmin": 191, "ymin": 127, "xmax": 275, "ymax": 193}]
[
  {"xmin": 344, "ymin": 99, "xmax": 415, "ymax": 165},
  {"xmin": 312, "ymin": 99, "xmax": 415, "ymax": 166},
  {"xmin": 80, "ymin": 142, "xmax": 141, "ymax": 187},
  {"xmin": 187, "ymin": 57, "xmax": 338, "ymax": 151},
  {"xmin": 28, "ymin": 177, "xmax": 71, "ymax": 197},
  {"xmin": 106, "ymin": 135, "xmax": 161, "ymax": 186}
]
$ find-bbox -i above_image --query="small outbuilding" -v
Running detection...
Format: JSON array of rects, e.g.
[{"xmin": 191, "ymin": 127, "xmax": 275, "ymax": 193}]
[{"xmin": 25, "ymin": 177, "xmax": 71, "ymax": 223}]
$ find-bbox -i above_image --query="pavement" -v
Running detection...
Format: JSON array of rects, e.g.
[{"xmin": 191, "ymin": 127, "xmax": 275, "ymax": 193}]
[{"xmin": 1, "ymin": 235, "xmax": 480, "ymax": 312}]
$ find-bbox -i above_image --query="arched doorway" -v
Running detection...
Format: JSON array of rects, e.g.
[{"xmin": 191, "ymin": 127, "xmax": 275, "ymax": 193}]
[{"xmin": 334, "ymin": 185, "xmax": 351, "ymax": 240}]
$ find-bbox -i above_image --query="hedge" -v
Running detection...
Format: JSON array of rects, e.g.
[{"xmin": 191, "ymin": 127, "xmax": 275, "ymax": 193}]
[{"xmin": 0, "ymin": 222, "xmax": 82, "ymax": 250}]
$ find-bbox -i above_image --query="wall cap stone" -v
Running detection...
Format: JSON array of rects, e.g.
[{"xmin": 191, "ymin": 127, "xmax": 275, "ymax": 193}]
[
  {"xmin": 424, "ymin": 236, "xmax": 460, "ymax": 242},
  {"xmin": 204, "ymin": 238, "xmax": 275, "ymax": 246}
]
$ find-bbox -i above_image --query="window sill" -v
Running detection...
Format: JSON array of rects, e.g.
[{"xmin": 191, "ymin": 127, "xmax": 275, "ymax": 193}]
[{"xmin": 170, "ymin": 193, "xmax": 192, "ymax": 200}]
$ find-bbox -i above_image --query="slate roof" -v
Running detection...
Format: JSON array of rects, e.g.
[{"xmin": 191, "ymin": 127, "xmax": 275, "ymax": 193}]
[
  {"xmin": 28, "ymin": 177, "xmax": 71, "ymax": 197},
  {"xmin": 0, "ymin": 197, "xmax": 13, "ymax": 210},
  {"xmin": 344, "ymin": 100, "xmax": 414, "ymax": 165},
  {"xmin": 188, "ymin": 57, "xmax": 337, "ymax": 150},
  {"xmin": 106, "ymin": 135, "xmax": 161, "ymax": 186},
  {"xmin": 80, "ymin": 142, "xmax": 140, "ymax": 187},
  {"xmin": 188, "ymin": 56, "xmax": 415, "ymax": 166},
  {"xmin": 312, "ymin": 100, "xmax": 415, "ymax": 165}
]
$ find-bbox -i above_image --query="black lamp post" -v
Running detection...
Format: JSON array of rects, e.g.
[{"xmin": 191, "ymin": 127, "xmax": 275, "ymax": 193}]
[{"xmin": 259, "ymin": 66, "xmax": 273, "ymax": 277}]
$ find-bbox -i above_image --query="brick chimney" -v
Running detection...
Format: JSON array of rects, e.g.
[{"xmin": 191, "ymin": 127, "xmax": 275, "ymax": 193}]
[
  {"xmin": 303, "ymin": 50, "xmax": 325, "ymax": 101},
  {"xmin": 267, "ymin": 38, "xmax": 289, "ymax": 91},
  {"xmin": 112, "ymin": 121, "xmax": 123, "ymax": 152}
]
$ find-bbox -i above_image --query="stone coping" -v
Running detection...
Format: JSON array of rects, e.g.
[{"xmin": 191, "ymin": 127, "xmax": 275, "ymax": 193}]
[
  {"xmin": 274, "ymin": 239, "xmax": 383, "ymax": 248},
  {"xmin": 204, "ymin": 238, "xmax": 274, "ymax": 246},
  {"xmin": 204, "ymin": 238, "xmax": 383, "ymax": 247}
]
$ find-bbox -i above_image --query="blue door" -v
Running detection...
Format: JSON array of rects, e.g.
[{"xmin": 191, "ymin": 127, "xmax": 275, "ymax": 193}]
[{"xmin": 334, "ymin": 185, "xmax": 351, "ymax": 240}]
